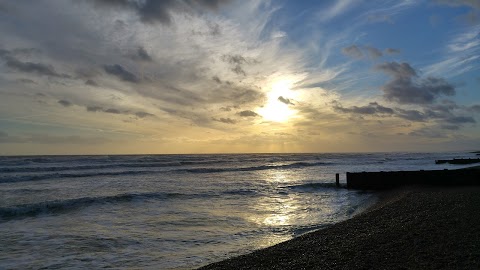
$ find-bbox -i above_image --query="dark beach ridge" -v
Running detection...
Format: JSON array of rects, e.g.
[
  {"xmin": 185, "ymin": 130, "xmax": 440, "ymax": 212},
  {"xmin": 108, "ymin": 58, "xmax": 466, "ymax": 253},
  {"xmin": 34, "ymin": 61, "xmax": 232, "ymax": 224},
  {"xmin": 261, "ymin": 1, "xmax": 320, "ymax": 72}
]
[{"xmin": 200, "ymin": 167, "xmax": 480, "ymax": 269}]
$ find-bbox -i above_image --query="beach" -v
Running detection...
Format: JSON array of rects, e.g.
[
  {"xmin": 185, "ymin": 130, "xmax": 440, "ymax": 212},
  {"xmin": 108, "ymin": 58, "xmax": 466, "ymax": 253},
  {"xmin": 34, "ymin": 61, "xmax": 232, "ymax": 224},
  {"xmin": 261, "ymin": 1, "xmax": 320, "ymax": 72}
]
[{"xmin": 200, "ymin": 185, "xmax": 480, "ymax": 269}]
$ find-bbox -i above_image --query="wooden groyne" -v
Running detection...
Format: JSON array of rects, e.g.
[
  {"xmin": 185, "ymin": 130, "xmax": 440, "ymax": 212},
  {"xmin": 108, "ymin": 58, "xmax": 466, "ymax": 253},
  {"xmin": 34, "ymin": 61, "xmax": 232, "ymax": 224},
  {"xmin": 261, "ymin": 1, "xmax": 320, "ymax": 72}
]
[
  {"xmin": 435, "ymin": 158, "xmax": 480, "ymax": 165},
  {"xmin": 346, "ymin": 168, "xmax": 480, "ymax": 190}
]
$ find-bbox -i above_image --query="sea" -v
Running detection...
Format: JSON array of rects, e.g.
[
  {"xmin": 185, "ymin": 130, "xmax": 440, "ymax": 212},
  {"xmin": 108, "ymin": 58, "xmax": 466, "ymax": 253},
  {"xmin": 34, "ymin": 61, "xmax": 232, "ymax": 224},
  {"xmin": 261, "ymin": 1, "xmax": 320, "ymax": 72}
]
[{"xmin": 0, "ymin": 152, "xmax": 476, "ymax": 269}]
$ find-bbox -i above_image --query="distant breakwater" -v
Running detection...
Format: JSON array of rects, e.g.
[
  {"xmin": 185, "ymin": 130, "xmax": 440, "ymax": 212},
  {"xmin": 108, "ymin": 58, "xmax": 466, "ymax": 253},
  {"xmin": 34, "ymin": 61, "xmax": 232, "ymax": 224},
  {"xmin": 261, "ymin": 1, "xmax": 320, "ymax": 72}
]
[{"xmin": 346, "ymin": 167, "xmax": 480, "ymax": 190}]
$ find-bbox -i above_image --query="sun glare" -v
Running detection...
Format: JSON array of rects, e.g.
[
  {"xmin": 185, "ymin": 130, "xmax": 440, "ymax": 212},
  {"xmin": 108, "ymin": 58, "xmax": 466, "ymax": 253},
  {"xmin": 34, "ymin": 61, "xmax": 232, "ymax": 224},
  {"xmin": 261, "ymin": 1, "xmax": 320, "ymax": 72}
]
[{"xmin": 258, "ymin": 80, "xmax": 298, "ymax": 122}]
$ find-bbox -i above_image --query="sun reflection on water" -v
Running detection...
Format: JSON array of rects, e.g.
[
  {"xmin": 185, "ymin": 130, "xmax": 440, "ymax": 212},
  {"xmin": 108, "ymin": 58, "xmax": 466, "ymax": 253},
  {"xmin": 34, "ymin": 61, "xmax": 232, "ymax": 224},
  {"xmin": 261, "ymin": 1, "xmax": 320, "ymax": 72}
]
[{"xmin": 245, "ymin": 169, "xmax": 354, "ymax": 250}]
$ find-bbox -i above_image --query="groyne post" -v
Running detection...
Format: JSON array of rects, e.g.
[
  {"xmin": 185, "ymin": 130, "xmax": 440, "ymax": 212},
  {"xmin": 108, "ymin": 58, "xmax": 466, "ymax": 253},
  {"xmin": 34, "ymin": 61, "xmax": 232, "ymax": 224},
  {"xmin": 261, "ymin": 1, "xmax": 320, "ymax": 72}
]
[{"xmin": 335, "ymin": 173, "xmax": 340, "ymax": 187}]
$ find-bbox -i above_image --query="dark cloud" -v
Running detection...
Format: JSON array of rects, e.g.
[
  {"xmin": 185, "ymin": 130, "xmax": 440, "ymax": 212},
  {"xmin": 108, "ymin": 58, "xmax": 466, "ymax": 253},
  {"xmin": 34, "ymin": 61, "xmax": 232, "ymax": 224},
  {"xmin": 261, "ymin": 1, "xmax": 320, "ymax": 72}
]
[
  {"xmin": 238, "ymin": 110, "xmax": 258, "ymax": 117},
  {"xmin": 85, "ymin": 79, "xmax": 98, "ymax": 86},
  {"xmin": 333, "ymin": 101, "xmax": 394, "ymax": 115},
  {"xmin": 228, "ymin": 87, "xmax": 264, "ymax": 105},
  {"xmin": 86, "ymin": 106, "xmax": 103, "ymax": 112},
  {"xmin": 135, "ymin": 111, "xmax": 155, "ymax": 118},
  {"xmin": 441, "ymin": 124, "xmax": 461, "ymax": 130},
  {"xmin": 221, "ymin": 54, "xmax": 258, "ymax": 76},
  {"xmin": 365, "ymin": 46, "xmax": 383, "ymax": 59},
  {"xmin": 212, "ymin": 76, "xmax": 222, "ymax": 84},
  {"xmin": 332, "ymin": 100, "xmax": 475, "ymax": 128},
  {"xmin": 385, "ymin": 48, "xmax": 401, "ymax": 54},
  {"xmin": 212, "ymin": 117, "xmax": 236, "ymax": 124},
  {"xmin": 342, "ymin": 45, "xmax": 364, "ymax": 59},
  {"xmin": 58, "ymin": 99, "xmax": 73, "ymax": 107},
  {"xmin": 376, "ymin": 62, "xmax": 455, "ymax": 104},
  {"xmin": 104, "ymin": 108, "xmax": 122, "ymax": 114},
  {"xmin": 395, "ymin": 108, "xmax": 427, "ymax": 122},
  {"xmin": 129, "ymin": 47, "xmax": 153, "ymax": 62},
  {"xmin": 207, "ymin": 22, "xmax": 221, "ymax": 35},
  {"xmin": 342, "ymin": 45, "xmax": 387, "ymax": 60},
  {"xmin": 17, "ymin": 78, "xmax": 36, "ymax": 84},
  {"xmin": 90, "ymin": 0, "xmax": 230, "ymax": 25},
  {"xmin": 278, "ymin": 96, "xmax": 295, "ymax": 105},
  {"xmin": 232, "ymin": 65, "xmax": 246, "ymax": 76},
  {"xmin": 85, "ymin": 105, "xmax": 154, "ymax": 118},
  {"xmin": 103, "ymin": 64, "xmax": 139, "ymax": 83},
  {"xmin": 0, "ymin": 51, "xmax": 69, "ymax": 78},
  {"xmin": 445, "ymin": 115, "xmax": 475, "ymax": 124},
  {"xmin": 376, "ymin": 62, "xmax": 416, "ymax": 78},
  {"xmin": 223, "ymin": 54, "xmax": 247, "ymax": 65}
]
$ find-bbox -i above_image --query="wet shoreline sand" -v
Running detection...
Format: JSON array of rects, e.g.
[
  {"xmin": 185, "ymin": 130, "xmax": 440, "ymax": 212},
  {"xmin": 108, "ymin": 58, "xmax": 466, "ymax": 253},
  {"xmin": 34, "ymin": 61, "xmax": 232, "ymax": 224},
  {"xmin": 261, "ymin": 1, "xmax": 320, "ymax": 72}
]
[{"xmin": 200, "ymin": 185, "xmax": 480, "ymax": 269}]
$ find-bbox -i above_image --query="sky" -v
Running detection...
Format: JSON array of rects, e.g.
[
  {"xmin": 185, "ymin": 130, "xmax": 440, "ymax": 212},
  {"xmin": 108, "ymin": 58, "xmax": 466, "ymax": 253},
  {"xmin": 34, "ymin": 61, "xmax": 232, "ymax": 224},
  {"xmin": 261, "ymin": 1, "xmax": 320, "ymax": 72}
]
[{"xmin": 0, "ymin": 0, "xmax": 479, "ymax": 155}]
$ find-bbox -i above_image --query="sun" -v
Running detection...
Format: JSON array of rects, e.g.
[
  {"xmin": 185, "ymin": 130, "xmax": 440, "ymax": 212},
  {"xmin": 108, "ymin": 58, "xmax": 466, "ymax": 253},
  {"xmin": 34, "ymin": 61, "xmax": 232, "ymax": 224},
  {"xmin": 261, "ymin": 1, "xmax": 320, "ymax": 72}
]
[{"xmin": 258, "ymin": 80, "xmax": 298, "ymax": 122}]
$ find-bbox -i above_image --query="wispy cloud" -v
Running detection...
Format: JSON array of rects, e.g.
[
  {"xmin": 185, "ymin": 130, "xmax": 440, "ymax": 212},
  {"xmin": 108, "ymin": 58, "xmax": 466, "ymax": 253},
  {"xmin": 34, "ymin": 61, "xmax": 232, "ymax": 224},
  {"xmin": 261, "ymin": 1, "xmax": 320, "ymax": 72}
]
[
  {"xmin": 316, "ymin": 0, "xmax": 358, "ymax": 22},
  {"xmin": 425, "ymin": 25, "xmax": 480, "ymax": 77}
]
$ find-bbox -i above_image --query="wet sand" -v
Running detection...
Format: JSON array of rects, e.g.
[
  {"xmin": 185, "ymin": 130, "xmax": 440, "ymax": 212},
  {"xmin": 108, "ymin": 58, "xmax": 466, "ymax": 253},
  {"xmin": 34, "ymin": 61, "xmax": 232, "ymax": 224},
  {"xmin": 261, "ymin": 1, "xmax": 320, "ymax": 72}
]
[{"xmin": 199, "ymin": 186, "xmax": 480, "ymax": 269}]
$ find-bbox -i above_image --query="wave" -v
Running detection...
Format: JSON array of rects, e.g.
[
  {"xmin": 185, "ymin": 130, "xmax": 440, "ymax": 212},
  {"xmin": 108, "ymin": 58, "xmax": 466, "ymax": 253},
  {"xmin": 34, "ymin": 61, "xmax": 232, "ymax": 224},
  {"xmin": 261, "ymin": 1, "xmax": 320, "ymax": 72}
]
[
  {"xmin": 0, "ymin": 188, "xmax": 263, "ymax": 221},
  {"xmin": 0, "ymin": 160, "xmax": 232, "ymax": 173},
  {"xmin": 0, "ymin": 161, "xmax": 331, "ymax": 184},
  {"xmin": 0, "ymin": 192, "xmax": 193, "ymax": 221},
  {"xmin": 0, "ymin": 170, "xmax": 155, "ymax": 184},
  {"xmin": 286, "ymin": 182, "xmax": 340, "ymax": 191},
  {"xmin": 185, "ymin": 161, "xmax": 330, "ymax": 174}
]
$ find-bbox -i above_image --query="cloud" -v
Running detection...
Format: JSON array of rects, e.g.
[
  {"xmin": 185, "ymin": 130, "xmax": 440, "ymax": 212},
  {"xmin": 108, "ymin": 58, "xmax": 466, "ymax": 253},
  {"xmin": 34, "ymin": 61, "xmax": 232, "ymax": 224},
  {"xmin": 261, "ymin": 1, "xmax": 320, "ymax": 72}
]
[
  {"xmin": 278, "ymin": 96, "xmax": 295, "ymax": 105},
  {"xmin": 365, "ymin": 46, "xmax": 383, "ymax": 59},
  {"xmin": 445, "ymin": 115, "xmax": 475, "ymax": 124},
  {"xmin": 58, "ymin": 99, "xmax": 73, "ymax": 107},
  {"xmin": 342, "ymin": 45, "xmax": 364, "ymax": 59},
  {"xmin": 441, "ymin": 124, "xmax": 461, "ymax": 130},
  {"xmin": 212, "ymin": 117, "xmax": 236, "ymax": 124},
  {"xmin": 317, "ymin": 0, "xmax": 358, "ymax": 22},
  {"xmin": 376, "ymin": 62, "xmax": 455, "ymax": 104},
  {"xmin": 104, "ymin": 108, "xmax": 122, "ymax": 114},
  {"xmin": 129, "ymin": 47, "xmax": 153, "ymax": 62},
  {"xmin": 85, "ymin": 79, "xmax": 98, "ymax": 86},
  {"xmin": 332, "ymin": 99, "xmax": 476, "ymax": 128},
  {"xmin": 135, "ymin": 111, "xmax": 155, "ymax": 118},
  {"xmin": 333, "ymin": 101, "xmax": 394, "ymax": 115},
  {"xmin": 103, "ymin": 64, "xmax": 139, "ymax": 83},
  {"xmin": 84, "ymin": 105, "xmax": 154, "ymax": 118},
  {"xmin": 90, "ymin": 0, "xmax": 231, "ymax": 25},
  {"xmin": 237, "ymin": 110, "xmax": 258, "ymax": 117},
  {"xmin": 385, "ymin": 48, "xmax": 401, "ymax": 54},
  {"xmin": 86, "ymin": 106, "xmax": 103, "ymax": 112},
  {"xmin": 342, "ymin": 45, "xmax": 387, "ymax": 60},
  {"xmin": 376, "ymin": 62, "xmax": 417, "ymax": 78},
  {"xmin": 0, "ymin": 49, "xmax": 69, "ymax": 78},
  {"xmin": 395, "ymin": 108, "xmax": 427, "ymax": 122},
  {"xmin": 221, "ymin": 54, "xmax": 258, "ymax": 76},
  {"xmin": 17, "ymin": 78, "xmax": 37, "ymax": 84}
]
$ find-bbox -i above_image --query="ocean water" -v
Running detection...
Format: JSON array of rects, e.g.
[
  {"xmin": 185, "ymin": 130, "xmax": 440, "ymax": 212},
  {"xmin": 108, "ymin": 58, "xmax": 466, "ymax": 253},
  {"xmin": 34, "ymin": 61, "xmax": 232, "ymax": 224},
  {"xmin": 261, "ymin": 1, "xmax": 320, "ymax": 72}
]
[{"xmin": 0, "ymin": 152, "xmax": 475, "ymax": 269}]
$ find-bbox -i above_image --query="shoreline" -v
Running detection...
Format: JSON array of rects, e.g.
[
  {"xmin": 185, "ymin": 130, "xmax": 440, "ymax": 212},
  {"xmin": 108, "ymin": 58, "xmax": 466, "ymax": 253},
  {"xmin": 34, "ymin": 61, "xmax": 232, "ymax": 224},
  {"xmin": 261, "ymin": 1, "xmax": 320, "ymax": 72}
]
[{"xmin": 199, "ymin": 185, "xmax": 480, "ymax": 269}]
